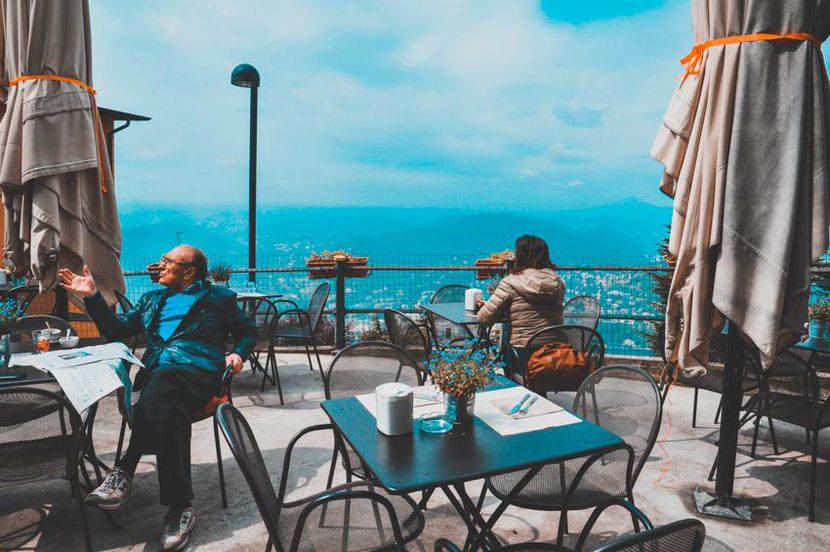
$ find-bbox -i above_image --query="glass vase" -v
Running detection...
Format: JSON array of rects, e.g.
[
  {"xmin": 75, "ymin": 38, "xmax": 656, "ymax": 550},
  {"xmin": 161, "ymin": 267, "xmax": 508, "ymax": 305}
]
[
  {"xmin": 444, "ymin": 392, "xmax": 475, "ymax": 425},
  {"xmin": 0, "ymin": 334, "xmax": 10, "ymax": 370}
]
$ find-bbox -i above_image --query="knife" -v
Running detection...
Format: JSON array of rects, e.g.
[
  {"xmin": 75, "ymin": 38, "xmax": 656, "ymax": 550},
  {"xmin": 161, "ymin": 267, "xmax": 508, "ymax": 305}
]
[
  {"xmin": 508, "ymin": 393, "xmax": 531, "ymax": 415},
  {"xmin": 519, "ymin": 395, "xmax": 539, "ymax": 415}
]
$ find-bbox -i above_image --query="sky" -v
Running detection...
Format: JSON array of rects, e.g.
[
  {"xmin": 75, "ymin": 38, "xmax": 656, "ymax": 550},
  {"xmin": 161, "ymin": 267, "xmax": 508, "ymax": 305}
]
[{"xmin": 90, "ymin": 0, "xmax": 689, "ymax": 210}]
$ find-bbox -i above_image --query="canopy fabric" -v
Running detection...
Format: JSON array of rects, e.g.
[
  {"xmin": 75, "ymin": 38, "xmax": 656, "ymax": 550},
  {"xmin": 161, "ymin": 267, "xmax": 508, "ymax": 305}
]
[
  {"xmin": 652, "ymin": 0, "xmax": 830, "ymax": 377},
  {"xmin": 0, "ymin": 0, "xmax": 123, "ymax": 301}
]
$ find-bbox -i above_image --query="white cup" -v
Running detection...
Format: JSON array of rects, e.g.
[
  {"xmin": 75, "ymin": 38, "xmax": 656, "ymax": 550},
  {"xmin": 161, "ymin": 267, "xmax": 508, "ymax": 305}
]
[{"xmin": 375, "ymin": 383, "xmax": 413, "ymax": 436}]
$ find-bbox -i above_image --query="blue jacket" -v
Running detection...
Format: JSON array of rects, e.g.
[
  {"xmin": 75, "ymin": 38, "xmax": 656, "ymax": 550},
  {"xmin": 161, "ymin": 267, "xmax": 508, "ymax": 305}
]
[{"xmin": 84, "ymin": 282, "xmax": 256, "ymax": 373}]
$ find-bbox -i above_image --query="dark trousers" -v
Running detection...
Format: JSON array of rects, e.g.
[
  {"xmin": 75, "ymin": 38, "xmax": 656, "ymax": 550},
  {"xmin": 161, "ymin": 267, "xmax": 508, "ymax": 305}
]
[{"xmin": 126, "ymin": 364, "xmax": 219, "ymax": 506}]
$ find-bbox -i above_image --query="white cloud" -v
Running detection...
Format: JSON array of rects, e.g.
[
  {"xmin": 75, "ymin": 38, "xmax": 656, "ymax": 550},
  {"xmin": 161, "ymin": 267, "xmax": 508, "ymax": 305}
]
[{"xmin": 90, "ymin": 0, "xmax": 690, "ymax": 209}]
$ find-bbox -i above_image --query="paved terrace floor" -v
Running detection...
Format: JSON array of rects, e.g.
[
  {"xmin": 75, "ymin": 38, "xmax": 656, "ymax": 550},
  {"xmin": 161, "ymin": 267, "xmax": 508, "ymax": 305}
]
[{"xmin": 2, "ymin": 354, "xmax": 830, "ymax": 552}]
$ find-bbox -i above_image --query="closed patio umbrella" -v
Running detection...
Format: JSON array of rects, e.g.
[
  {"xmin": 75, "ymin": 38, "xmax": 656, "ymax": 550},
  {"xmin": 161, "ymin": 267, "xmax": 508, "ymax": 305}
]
[
  {"xmin": 0, "ymin": 0, "xmax": 124, "ymax": 302},
  {"xmin": 652, "ymin": 0, "xmax": 830, "ymax": 516}
]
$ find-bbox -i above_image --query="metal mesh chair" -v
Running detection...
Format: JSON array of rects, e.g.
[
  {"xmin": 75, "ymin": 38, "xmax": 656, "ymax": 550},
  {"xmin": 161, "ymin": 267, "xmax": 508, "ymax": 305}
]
[
  {"xmin": 747, "ymin": 389, "xmax": 830, "ymax": 521},
  {"xmin": 0, "ymin": 387, "xmax": 92, "ymax": 551},
  {"xmin": 563, "ymin": 295, "xmax": 601, "ymax": 331},
  {"xmin": 115, "ymin": 365, "xmax": 235, "ymax": 508},
  {"xmin": 324, "ymin": 342, "xmax": 424, "ymax": 482},
  {"xmin": 383, "ymin": 309, "xmax": 431, "ymax": 373},
  {"xmin": 514, "ymin": 325, "xmax": 605, "ymax": 393},
  {"xmin": 435, "ymin": 498, "xmax": 704, "ymax": 552},
  {"xmin": 216, "ymin": 404, "xmax": 424, "ymax": 552},
  {"xmin": 113, "ymin": 290, "xmax": 145, "ymax": 352},
  {"xmin": 2, "ymin": 284, "xmax": 38, "ymax": 311},
  {"xmin": 11, "ymin": 315, "xmax": 76, "ymax": 352},
  {"xmin": 426, "ymin": 284, "xmax": 474, "ymax": 346},
  {"xmin": 237, "ymin": 297, "xmax": 286, "ymax": 399},
  {"xmin": 485, "ymin": 366, "xmax": 662, "ymax": 544},
  {"xmin": 659, "ymin": 332, "xmax": 760, "ymax": 428},
  {"xmin": 324, "ymin": 341, "xmax": 425, "ymax": 400},
  {"xmin": 748, "ymin": 348, "xmax": 813, "ymax": 458},
  {"xmin": 267, "ymin": 283, "xmax": 330, "ymax": 393}
]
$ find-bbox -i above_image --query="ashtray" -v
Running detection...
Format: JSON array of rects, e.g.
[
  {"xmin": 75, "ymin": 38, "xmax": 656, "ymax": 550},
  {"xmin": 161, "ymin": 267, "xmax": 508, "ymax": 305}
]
[{"xmin": 418, "ymin": 412, "xmax": 453, "ymax": 434}]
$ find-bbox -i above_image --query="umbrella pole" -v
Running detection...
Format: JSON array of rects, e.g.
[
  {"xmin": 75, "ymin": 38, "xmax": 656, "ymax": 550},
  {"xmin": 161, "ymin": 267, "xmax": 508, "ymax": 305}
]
[{"xmin": 694, "ymin": 321, "xmax": 753, "ymax": 521}]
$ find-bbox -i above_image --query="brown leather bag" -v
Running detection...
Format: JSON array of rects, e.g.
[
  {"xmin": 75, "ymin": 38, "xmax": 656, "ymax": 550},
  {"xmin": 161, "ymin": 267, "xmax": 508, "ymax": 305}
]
[{"xmin": 526, "ymin": 342, "xmax": 593, "ymax": 392}]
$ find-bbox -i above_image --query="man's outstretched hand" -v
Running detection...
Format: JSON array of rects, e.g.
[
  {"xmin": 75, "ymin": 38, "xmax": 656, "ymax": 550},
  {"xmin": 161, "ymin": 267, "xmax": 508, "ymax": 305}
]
[
  {"xmin": 58, "ymin": 265, "xmax": 98, "ymax": 298},
  {"xmin": 226, "ymin": 353, "xmax": 244, "ymax": 374}
]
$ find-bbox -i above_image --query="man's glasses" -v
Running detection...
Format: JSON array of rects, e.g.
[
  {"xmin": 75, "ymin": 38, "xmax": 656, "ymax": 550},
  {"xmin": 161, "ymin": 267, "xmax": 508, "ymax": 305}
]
[{"xmin": 159, "ymin": 256, "xmax": 192, "ymax": 268}]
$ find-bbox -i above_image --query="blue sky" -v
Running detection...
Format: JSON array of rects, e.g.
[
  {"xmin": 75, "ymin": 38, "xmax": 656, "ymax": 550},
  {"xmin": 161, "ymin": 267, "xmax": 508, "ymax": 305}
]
[{"xmin": 91, "ymin": 0, "xmax": 688, "ymax": 210}]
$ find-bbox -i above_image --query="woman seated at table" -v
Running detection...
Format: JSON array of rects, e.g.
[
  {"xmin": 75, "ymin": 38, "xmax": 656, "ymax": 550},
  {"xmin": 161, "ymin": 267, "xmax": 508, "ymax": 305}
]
[{"xmin": 477, "ymin": 234, "xmax": 565, "ymax": 383}]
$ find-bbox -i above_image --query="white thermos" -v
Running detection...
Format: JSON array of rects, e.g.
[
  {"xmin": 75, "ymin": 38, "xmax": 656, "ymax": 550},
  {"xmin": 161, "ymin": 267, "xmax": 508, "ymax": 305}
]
[
  {"xmin": 465, "ymin": 288, "xmax": 484, "ymax": 311},
  {"xmin": 375, "ymin": 383, "xmax": 413, "ymax": 436}
]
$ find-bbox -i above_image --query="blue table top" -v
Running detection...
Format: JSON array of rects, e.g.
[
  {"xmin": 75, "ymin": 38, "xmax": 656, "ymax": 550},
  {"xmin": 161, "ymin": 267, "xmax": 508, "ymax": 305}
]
[{"xmin": 321, "ymin": 375, "xmax": 624, "ymax": 493}]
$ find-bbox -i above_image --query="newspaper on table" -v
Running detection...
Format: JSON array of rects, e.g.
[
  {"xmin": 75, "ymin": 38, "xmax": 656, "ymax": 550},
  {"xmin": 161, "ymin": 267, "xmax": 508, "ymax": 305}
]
[{"xmin": 11, "ymin": 342, "xmax": 142, "ymax": 417}]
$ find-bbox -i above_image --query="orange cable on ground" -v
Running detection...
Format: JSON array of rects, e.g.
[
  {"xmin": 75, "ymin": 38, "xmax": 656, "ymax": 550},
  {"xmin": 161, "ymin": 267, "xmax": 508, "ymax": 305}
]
[
  {"xmin": 7, "ymin": 74, "xmax": 107, "ymax": 193},
  {"xmin": 654, "ymin": 367, "xmax": 677, "ymax": 489},
  {"xmin": 680, "ymin": 32, "xmax": 821, "ymax": 81}
]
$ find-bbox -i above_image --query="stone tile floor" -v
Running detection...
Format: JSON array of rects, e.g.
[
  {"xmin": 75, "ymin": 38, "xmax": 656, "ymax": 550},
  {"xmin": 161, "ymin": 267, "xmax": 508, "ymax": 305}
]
[{"xmin": 2, "ymin": 354, "xmax": 830, "ymax": 551}]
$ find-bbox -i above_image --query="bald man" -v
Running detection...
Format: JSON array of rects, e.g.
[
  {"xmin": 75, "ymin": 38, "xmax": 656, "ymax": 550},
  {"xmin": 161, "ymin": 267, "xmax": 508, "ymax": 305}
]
[{"xmin": 59, "ymin": 245, "xmax": 256, "ymax": 551}]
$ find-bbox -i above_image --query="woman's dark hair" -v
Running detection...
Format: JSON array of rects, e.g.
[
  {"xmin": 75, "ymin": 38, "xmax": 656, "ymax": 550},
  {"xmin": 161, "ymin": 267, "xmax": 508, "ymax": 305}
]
[{"xmin": 511, "ymin": 235, "xmax": 555, "ymax": 274}]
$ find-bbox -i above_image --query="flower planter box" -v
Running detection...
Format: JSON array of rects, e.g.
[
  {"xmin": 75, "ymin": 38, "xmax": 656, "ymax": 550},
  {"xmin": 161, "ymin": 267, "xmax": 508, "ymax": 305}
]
[
  {"xmin": 307, "ymin": 252, "xmax": 369, "ymax": 279},
  {"xmin": 474, "ymin": 250, "xmax": 514, "ymax": 280}
]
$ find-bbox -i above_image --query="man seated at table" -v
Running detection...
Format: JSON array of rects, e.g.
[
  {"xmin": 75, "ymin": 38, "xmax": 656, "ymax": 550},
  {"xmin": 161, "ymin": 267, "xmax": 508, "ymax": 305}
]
[{"xmin": 58, "ymin": 245, "xmax": 256, "ymax": 551}]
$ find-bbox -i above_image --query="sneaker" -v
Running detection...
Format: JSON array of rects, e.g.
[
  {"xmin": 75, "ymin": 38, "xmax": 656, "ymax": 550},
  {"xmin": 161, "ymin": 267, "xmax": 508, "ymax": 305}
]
[
  {"xmin": 161, "ymin": 507, "xmax": 195, "ymax": 551},
  {"xmin": 85, "ymin": 467, "xmax": 132, "ymax": 510}
]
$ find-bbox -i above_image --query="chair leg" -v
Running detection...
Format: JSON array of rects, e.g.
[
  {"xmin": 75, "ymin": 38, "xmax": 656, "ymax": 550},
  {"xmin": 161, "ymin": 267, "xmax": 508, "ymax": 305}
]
[
  {"xmin": 714, "ymin": 396, "xmax": 723, "ymax": 424},
  {"xmin": 214, "ymin": 418, "xmax": 227, "ymax": 508},
  {"xmin": 692, "ymin": 387, "xmax": 699, "ymax": 428},
  {"xmin": 266, "ymin": 536, "xmax": 273, "ymax": 552},
  {"xmin": 708, "ymin": 451, "xmax": 718, "ymax": 481},
  {"xmin": 268, "ymin": 350, "xmax": 284, "ymax": 405},
  {"xmin": 115, "ymin": 417, "xmax": 127, "ymax": 464},
  {"xmin": 310, "ymin": 332, "xmax": 325, "ymax": 377},
  {"xmin": 810, "ymin": 436, "xmax": 819, "ymax": 522},
  {"xmin": 72, "ymin": 480, "xmax": 93, "ymax": 552},
  {"xmin": 768, "ymin": 416, "xmax": 780, "ymax": 456},
  {"xmin": 556, "ymin": 508, "xmax": 569, "ymax": 545},
  {"xmin": 304, "ymin": 342, "xmax": 314, "ymax": 372}
]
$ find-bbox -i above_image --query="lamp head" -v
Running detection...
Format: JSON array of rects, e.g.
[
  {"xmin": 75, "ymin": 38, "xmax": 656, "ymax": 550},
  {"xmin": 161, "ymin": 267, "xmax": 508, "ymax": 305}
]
[{"xmin": 231, "ymin": 63, "xmax": 260, "ymax": 88}]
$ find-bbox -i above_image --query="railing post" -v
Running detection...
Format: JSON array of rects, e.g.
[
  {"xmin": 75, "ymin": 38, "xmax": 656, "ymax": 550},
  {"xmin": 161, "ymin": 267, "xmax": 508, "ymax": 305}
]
[{"xmin": 335, "ymin": 259, "xmax": 347, "ymax": 350}]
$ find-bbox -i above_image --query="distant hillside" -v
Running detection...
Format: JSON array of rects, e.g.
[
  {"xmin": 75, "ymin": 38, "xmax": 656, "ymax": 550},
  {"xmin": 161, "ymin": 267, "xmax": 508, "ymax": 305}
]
[{"xmin": 119, "ymin": 199, "xmax": 672, "ymax": 268}]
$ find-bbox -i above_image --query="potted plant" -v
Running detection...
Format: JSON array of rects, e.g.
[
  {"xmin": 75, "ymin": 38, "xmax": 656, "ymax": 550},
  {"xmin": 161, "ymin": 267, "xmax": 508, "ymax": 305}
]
[
  {"xmin": 474, "ymin": 250, "xmax": 514, "ymax": 280},
  {"xmin": 209, "ymin": 264, "xmax": 232, "ymax": 286},
  {"xmin": 0, "ymin": 298, "xmax": 25, "ymax": 370},
  {"xmin": 809, "ymin": 300, "xmax": 830, "ymax": 342},
  {"xmin": 428, "ymin": 340, "xmax": 500, "ymax": 425},
  {"xmin": 306, "ymin": 250, "xmax": 370, "ymax": 279}
]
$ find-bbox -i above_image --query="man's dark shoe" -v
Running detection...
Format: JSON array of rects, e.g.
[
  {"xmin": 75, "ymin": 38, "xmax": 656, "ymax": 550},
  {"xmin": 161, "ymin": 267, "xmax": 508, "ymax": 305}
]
[
  {"xmin": 85, "ymin": 467, "xmax": 132, "ymax": 510},
  {"xmin": 161, "ymin": 506, "xmax": 195, "ymax": 551}
]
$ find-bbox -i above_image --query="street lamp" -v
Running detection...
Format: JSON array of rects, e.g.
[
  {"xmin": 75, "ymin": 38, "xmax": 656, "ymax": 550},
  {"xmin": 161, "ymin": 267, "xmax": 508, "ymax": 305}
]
[{"xmin": 231, "ymin": 63, "xmax": 260, "ymax": 282}]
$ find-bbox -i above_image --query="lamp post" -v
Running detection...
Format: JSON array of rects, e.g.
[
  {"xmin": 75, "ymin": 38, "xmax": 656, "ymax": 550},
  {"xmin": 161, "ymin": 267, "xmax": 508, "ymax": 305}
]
[{"xmin": 231, "ymin": 63, "xmax": 260, "ymax": 282}]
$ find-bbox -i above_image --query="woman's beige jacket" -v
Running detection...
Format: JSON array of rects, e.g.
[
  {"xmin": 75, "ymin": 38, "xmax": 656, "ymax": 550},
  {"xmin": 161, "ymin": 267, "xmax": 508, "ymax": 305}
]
[{"xmin": 477, "ymin": 268, "xmax": 565, "ymax": 347}]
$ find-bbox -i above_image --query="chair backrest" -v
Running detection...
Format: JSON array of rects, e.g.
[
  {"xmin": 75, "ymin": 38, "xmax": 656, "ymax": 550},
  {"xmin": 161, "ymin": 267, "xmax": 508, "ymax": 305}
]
[
  {"xmin": 113, "ymin": 290, "xmax": 135, "ymax": 314},
  {"xmin": 523, "ymin": 325, "xmax": 606, "ymax": 390},
  {"xmin": 13, "ymin": 315, "xmax": 76, "ymax": 349},
  {"xmin": 306, "ymin": 283, "xmax": 330, "ymax": 332},
  {"xmin": 383, "ymin": 309, "xmax": 430, "ymax": 369},
  {"xmin": 429, "ymin": 284, "xmax": 470, "ymax": 304},
  {"xmin": 563, "ymin": 295, "xmax": 601, "ymax": 330},
  {"xmin": 573, "ymin": 365, "xmax": 662, "ymax": 492},
  {"xmin": 0, "ymin": 387, "xmax": 80, "ymax": 487},
  {"xmin": 237, "ymin": 297, "xmax": 278, "ymax": 337},
  {"xmin": 215, "ymin": 403, "xmax": 283, "ymax": 543},
  {"xmin": 595, "ymin": 519, "xmax": 705, "ymax": 552},
  {"xmin": 324, "ymin": 341, "xmax": 424, "ymax": 399},
  {"xmin": 2, "ymin": 285, "xmax": 38, "ymax": 311}
]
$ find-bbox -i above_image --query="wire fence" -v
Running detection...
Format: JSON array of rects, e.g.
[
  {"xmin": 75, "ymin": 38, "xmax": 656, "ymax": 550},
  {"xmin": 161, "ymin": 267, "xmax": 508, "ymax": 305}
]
[{"xmin": 121, "ymin": 254, "xmax": 666, "ymax": 359}]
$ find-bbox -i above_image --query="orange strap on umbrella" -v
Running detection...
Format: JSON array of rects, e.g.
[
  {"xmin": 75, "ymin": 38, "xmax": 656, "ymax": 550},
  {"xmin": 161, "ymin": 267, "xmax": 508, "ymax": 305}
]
[
  {"xmin": 680, "ymin": 32, "xmax": 822, "ymax": 81},
  {"xmin": 7, "ymin": 74, "xmax": 108, "ymax": 193}
]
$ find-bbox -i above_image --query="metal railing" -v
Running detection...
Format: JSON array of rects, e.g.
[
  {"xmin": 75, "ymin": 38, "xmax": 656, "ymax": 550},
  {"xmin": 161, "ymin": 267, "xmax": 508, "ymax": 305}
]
[{"xmin": 122, "ymin": 258, "xmax": 669, "ymax": 358}]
